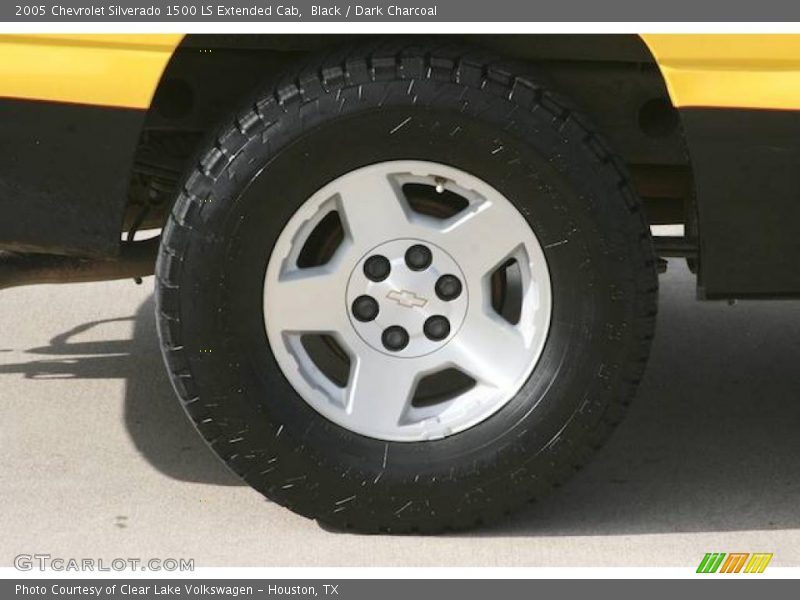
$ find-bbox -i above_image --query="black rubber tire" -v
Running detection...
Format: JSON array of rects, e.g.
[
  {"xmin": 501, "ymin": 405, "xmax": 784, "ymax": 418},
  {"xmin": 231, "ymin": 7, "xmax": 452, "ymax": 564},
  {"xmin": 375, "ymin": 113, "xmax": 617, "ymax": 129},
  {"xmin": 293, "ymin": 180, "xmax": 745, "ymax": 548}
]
[{"xmin": 155, "ymin": 40, "xmax": 658, "ymax": 533}]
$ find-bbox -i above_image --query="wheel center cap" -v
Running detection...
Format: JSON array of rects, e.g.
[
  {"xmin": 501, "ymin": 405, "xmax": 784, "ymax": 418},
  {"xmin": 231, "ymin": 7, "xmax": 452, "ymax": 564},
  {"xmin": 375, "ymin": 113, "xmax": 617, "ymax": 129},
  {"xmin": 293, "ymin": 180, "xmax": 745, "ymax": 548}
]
[{"xmin": 346, "ymin": 238, "xmax": 468, "ymax": 358}]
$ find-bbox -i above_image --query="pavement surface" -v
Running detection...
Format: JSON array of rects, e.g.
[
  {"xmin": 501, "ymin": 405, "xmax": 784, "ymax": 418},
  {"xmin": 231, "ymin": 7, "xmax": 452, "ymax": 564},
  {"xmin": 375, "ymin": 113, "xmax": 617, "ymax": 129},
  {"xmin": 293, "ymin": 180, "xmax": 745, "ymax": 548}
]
[{"xmin": 1, "ymin": 259, "xmax": 799, "ymax": 568}]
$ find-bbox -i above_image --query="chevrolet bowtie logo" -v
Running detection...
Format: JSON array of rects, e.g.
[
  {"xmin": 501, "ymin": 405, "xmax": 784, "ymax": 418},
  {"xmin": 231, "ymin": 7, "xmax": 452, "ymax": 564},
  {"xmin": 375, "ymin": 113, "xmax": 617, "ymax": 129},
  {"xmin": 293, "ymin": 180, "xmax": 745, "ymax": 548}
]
[{"xmin": 386, "ymin": 289, "xmax": 428, "ymax": 308}]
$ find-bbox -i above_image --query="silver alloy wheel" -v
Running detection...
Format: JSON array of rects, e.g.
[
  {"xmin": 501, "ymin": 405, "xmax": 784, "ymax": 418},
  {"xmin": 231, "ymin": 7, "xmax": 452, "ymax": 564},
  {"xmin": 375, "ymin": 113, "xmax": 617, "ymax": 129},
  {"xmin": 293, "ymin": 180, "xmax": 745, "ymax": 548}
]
[{"xmin": 264, "ymin": 161, "xmax": 552, "ymax": 442}]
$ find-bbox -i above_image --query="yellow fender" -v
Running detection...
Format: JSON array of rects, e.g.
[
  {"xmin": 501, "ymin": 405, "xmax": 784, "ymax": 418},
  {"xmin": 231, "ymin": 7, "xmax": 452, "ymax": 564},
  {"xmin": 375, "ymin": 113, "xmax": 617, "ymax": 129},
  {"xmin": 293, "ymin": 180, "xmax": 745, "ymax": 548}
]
[
  {"xmin": 5, "ymin": 34, "xmax": 800, "ymax": 112},
  {"xmin": 643, "ymin": 34, "xmax": 800, "ymax": 110},
  {"xmin": 0, "ymin": 34, "xmax": 183, "ymax": 109}
]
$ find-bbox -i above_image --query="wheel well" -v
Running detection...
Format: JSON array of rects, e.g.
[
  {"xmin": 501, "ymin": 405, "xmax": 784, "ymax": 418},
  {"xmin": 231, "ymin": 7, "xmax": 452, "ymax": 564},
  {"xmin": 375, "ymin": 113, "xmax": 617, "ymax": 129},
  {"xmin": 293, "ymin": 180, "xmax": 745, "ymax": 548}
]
[{"xmin": 124, "ymin": 34, "xmax": 692, "ymax": 236}]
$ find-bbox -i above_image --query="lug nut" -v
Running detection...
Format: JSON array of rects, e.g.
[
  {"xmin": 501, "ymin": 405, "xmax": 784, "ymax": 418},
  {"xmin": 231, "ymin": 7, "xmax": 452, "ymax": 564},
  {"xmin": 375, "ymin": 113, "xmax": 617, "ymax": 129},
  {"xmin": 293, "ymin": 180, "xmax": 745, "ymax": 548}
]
[
  {"xmin": 405, "ymin": 244, "xmax": 432, "ymax": 271},
  {"xmin": 363, "ymin": 255, "xmax": 391, "ymax": 282},
  {"xmin": 423, "ymin": 315, "xmax": 451, "ymax": 341},
  {"xmin": 435, "ymin": 274, "xmax": 462, "ymax": 301},
  {"xmin": 382, "ymin": 325, "xmax": 409, "ymax": 352},
  {"xmin": 352, "ymin": 295, "xmax": 379, "ymax": 322}
]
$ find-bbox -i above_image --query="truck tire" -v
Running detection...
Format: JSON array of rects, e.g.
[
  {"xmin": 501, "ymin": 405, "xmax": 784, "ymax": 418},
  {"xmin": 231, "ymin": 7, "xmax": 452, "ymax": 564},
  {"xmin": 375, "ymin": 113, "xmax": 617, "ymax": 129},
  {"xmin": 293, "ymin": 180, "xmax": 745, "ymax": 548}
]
[{"xmin": 155, "ymin": 41, "xmax": 658, "ymax": 533}]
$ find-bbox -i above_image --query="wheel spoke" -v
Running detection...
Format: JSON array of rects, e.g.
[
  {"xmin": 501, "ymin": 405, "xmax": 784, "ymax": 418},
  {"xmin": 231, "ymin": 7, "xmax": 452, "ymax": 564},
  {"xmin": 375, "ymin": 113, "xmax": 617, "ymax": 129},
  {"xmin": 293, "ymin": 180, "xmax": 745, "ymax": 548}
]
[
  {"xmin": 442, "ymin": 201, "xmax": 528, "ymax": 280},
  {"xmin": 345, "ymin": 353, "xmax": 418, "ymax": 432},
  {"xmin": 444, "ymin": 310, "xmax": 531, "ymax": 391},
  {"xmin": 265, "ymin": 266, "xmax": 347, "ymax": 333},
  {"xmin": 336, "ymin": 170, "xmax": 411, "ymax": 247}
]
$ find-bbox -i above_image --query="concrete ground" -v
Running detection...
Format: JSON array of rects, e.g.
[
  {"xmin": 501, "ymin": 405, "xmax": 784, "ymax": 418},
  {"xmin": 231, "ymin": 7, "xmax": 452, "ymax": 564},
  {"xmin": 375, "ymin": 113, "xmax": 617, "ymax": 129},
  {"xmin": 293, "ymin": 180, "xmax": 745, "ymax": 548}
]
[{"xmin": 1, "ymin": 259, "xmax": 799, "ymax": 567}]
